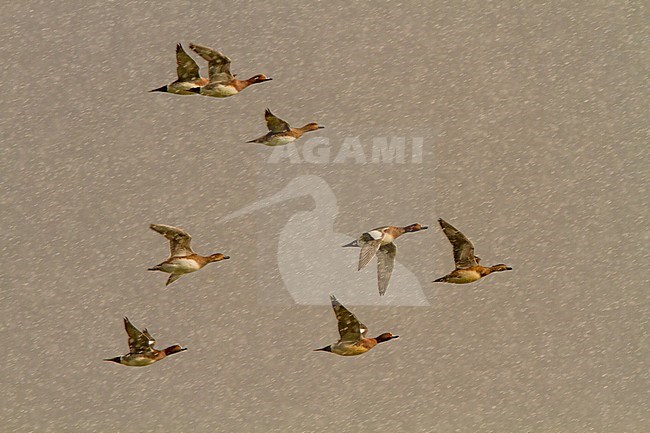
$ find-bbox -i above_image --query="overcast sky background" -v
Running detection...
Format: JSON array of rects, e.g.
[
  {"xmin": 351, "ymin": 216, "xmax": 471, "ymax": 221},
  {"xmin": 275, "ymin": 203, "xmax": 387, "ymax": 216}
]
[{"xmin": 1, "ymin": 1, "xmax": 648, "ymax": 432}]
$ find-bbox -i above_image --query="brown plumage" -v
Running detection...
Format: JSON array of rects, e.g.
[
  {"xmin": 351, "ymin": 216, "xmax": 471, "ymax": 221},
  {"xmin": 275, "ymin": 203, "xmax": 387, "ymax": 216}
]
[
  {"xmin": 104, "ymin": 317, "xmax": 187, "ymax": 367},
  {"xmin": 343, "ymin": 223, "xmax": 428, "ymax": 295},
  {"xmin": 314, "ymin": 295, "xmax": 399, "ymax": 356},
  {"xmin": 148, "ymin": 223, "xmax": 230, "ymax": 286},
  {"xmin": 247, "ymin": 109, "xmax": 324, "ymax": 146},
  {"xmin": 433, "ymin": 218, "xmax": 512, "ymax": 284},
  {"xmin": 150, "ymin": 43, "xmax": 209, "ymax": 95},
  {"xmin": 186, "ymin": 43, "xmax": 272, "ymax": 97}
]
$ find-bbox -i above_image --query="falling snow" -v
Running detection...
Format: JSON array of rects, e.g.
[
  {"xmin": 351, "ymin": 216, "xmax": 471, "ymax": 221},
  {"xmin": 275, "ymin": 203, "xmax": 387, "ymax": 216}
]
[{"xmin": 1, "ymin": 1, "xmax": 647, "ymax": 432}]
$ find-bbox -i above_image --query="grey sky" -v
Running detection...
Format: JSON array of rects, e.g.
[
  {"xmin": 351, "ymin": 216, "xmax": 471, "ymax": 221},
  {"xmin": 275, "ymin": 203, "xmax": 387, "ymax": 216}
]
[{"xmin": 1, "ymin": 1, "xmax": 647, "ymax": 432}]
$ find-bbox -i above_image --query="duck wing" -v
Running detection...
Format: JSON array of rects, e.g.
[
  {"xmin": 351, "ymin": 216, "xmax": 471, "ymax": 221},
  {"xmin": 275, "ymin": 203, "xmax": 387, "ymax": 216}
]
[
  {"xmin": 123, "ymin": 317, "xmax": 156, "ymax": 353},
  {"xmin": 166, "ymin": 273, "xmax": 183, "ymax": 286},
  {"xmin": 264, "ymin": 109, "xmax": 291, "ymax": 133},
  {"xmin": 330, "ymin": 295, "xmax": 364, "ymax": 342},
  {"xmin": 357, "ymin": 229, "xmax": 385, "ymax": 271},
  {"xmin": 189, "ymin": 43, "xmax": 234, "ymax": 84},
  {"xmin": 376, "ymin": 243, "xmax": 396, "ymax": 296},
  {"xmin": 438, "ymin": 218, "xmax": 478, "ymax": 268},
  {"xmin": 150, "ymin": 224, "xmax": 194, "ymax": 258},
  {"xmin": 175, "ymin": 43, "xmax": 201, "ymax": 81}
]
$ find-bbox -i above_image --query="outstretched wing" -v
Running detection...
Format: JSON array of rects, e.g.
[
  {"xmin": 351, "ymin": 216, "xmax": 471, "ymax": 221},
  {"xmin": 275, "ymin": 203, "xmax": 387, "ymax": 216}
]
[
  {"xmin": 264, "ymin": 109, "xmax": 290, "ymax": 133},
  {"xmin": 357, "ymin": 229, "xmax": 385, "ymax": 270},
  {"xmin": 189, "ymin": 43, "xmax": 234, "ymax": 83},
  {"xmin": 176, "ymin": 43, "xmax": 201, "ymax": 81},
  {"xmin": 376, "ymin": 243, "xmax": 396, "ymax": 296},
  {"xmin": 150, "ymin": 224, "xmax": 194, "ymax": 257},
  {"xmin": 166, "ymin": 273, "xmax": 183, "ymax": 286},
  {"xmin": 123, "ymin": 317, "xmax": 156, "ymax": 353},
  {"xmin": 438, "ymin": 218, "xmax": 477, "ymax": 268},
  {"xmin": 330, "ymin": 295, "xmax": 363, "ymax": 342}
]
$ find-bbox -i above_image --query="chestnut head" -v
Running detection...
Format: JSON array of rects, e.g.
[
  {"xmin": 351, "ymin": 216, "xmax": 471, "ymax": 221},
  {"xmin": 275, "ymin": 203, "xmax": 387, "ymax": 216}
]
[
  {"xmin": 163, "ymin": 345, "xmax": 187, "ymax": 356},
  {"xmin": 375, "ymin": 332, "xmax": 399, "ymax": 343},
  {"xmin": 403, "ymin": 223, "xmax": 428, "ymax": 232},
  {"xmin": 208, "ymin": 253, "xmax": 230, "ymax": 262},
  {"xmin": 302, "ymin": 122, "xmax": 324, "ymax": 132},
  {"xmin": 249, "ymin": 74, "xmax": 273, "ymax": 83}
]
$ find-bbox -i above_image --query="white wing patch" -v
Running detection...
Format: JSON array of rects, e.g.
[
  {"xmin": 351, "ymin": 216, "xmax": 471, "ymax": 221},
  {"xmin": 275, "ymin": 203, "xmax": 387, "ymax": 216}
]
[{"xmin": 367, "ymin": 230, "xmax": 383, "ymax": 240}]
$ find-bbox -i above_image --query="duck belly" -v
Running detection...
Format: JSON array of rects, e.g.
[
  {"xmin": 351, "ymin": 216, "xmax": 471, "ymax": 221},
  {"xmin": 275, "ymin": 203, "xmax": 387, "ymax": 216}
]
[
  {"xmin": 331, "ymin": 342, "xmax": 369, "ymax": 356},
  {"xmin": 160, "ymin": 258, "xmax": 201, "ymax": 274},
  {"xmin": 266, "ymin": 135, "xmax": 297, "ymax": 147},
  {"xmin": 121, "ymin": 354, "xmax": 157, "ymax": 367},
  {"xmin": 448, "ymin": 269, "xmax": 482, "ymax": 284},
  {"xmin": 168, "ymin": 81, "xmax": 200, "ymax": 95},
  {"xmin": 202, "ymin": 84, "xmax": 239, "ymax": 97}
]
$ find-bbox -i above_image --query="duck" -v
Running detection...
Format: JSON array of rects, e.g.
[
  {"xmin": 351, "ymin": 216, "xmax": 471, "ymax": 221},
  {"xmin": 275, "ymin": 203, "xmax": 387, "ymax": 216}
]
[
  {"xmin": 433, "ymin": 218, "xmax": 512, "ymax": 283},
  {"xmin": 186, "ymin": 42, "xmax": 272, "ymax": 97},
  {"xmin": 343, "ymin": 223, "xmax": 428, "ymax": 296},
  {"xmin": 218, "ymin": 175, "xmax": 430, "ymax": 306},
  {"xmin": 315, "ymin": 295, "xmax": 399, "ymax": 356},
  {"xmin": 246, "ymin": 109, "xmax": 324, "ymax": 146},
  {"xmin": 104, "ymin": 317, "xmax": 187, "ymax": 367},
  {"xmin": 148, "ymin": 223, "xmax": 229, "ymax": 286},
  {"xmin": 150, "ymin": 43, "xmax": 209, "ymax": 95}
]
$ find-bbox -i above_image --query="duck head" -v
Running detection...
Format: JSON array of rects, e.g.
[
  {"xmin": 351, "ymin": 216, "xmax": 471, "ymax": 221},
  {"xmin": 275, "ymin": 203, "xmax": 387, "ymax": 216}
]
[
  {"xmin": 403, "ymin": 223, "xmax": 428, "ymax": 233},
  {"xmin": 375, "ymin": 332, "xmax": 399, "ymax": 343},
  {"xmin": 164, "ymin": 345, "xmax": 187, "ymax": 356},
  {"xmin": 489, "ymin": 264, "xmax": 512, "ymax": 272},
  {"xmin": 300, "ymin": 122, "xmax": 325, "ymax": 132},
  {"xmin": 248, "ymin": 74, "xmax": 273, "ymax": 84},
  {"xmin": 208, "ymin": 253, "xmax": 230, "ymax": 263}
]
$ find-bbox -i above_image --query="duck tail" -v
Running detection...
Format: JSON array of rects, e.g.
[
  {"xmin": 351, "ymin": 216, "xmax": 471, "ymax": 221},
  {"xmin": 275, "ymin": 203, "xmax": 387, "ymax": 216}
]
[
  {"xmin": 314, "ymin": 346, "xmax": 332, "ymax": 352},
  {"xmin": 432, "ymin": 276, "xmax": 446, "ymax": 283},
  {"xmin": 149, "ymin": 85, "xmax": 167, "ymax": 93},
  {"xmin": 148, "ymin": 265, "xmax": 162, "ymax": 271}
]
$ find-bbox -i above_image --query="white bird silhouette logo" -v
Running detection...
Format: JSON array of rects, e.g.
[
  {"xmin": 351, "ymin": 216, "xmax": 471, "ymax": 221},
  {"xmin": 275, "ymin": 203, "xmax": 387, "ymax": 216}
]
[{"xmin": 220, "ymin": 175, "xmax": 430, "ymax": 306}]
